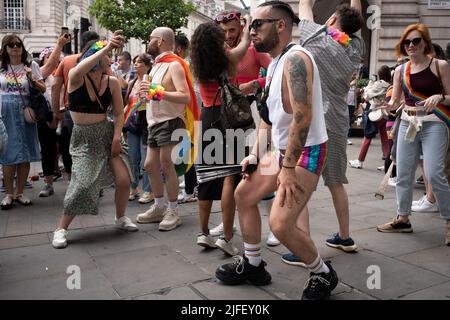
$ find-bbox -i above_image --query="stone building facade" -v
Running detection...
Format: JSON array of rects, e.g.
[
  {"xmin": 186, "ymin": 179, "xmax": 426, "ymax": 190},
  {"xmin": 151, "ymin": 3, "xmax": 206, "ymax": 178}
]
[{"xmin": 252, "ymin": 0, "xmax": 450, "ymax": 77}]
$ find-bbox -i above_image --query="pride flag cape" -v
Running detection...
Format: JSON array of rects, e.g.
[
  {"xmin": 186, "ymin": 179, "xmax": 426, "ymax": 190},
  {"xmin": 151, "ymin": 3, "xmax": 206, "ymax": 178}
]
[
  {"xmin": 156, "ymin": 53, "xmax": 201, "ymax": 176},
  {"xmin": 402, "ymin": 61, "xmax": 450, "ymax": 128}
]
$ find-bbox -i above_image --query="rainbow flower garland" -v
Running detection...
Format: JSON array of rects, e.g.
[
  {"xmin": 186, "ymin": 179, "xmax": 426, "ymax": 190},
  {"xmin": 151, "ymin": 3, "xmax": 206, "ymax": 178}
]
[
  {"xmin": 146, "ymin": 84, "xmax": 165, "ymax": 101},
  {"xmin": 80, "ymin": 40, "xmax": 108, "ymax": 61},
  {"xmin": 326, "ymin": 27, "xmax": 351, "ymax": 47}
]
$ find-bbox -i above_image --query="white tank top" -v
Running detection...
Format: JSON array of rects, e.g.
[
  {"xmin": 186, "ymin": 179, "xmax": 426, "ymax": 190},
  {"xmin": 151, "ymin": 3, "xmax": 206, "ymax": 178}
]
[{"xmin": 267, "ymin": 44, "xmax": 328, "ymax": 149}]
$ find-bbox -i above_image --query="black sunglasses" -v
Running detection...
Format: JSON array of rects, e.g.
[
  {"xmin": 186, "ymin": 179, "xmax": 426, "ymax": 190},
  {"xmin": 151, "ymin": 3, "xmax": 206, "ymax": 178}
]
[
  {"xmin": 6, "ymin": 42, "xmax": 22, "ymax": 48},
  {"xmin": 403, "ymin": 37, "xmax": 422, "ymax": 47},
  {"xmin": 249, "ymin": 19, "xmax": 280, "ymax": 31}
]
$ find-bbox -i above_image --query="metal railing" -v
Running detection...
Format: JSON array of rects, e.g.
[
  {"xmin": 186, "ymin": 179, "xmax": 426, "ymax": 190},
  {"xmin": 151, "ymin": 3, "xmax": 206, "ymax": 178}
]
[{"xmin": 0, "ymin": 18, "xmax": 31, "ymax": 31}]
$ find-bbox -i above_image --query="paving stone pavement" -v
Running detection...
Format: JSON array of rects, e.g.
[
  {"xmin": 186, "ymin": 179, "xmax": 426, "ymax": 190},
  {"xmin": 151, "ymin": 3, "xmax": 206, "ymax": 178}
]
[{"xmin": 0, "ymin": 137, "xmax": 449, "ymax": 300}]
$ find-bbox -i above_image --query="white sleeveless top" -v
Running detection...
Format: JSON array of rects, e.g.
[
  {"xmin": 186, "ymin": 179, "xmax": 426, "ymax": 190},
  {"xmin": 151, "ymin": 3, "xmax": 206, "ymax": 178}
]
[
  {"xmin": 267, "ymin": 44, "xmax": 328, "ymax": 149},
  {"xmin": 146, "ymin": 53, "xmax": 185, "ymax": 128}
]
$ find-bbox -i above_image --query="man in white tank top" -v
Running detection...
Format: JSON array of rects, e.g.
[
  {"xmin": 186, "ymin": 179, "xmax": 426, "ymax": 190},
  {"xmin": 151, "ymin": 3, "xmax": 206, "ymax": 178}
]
[
  {"xmin": 136, "ymin": 27, "xmax": 191, "ymax": 232},
  {"xmin": 215, "ymin": 1, "xmax": 338, "ymax": 300}
]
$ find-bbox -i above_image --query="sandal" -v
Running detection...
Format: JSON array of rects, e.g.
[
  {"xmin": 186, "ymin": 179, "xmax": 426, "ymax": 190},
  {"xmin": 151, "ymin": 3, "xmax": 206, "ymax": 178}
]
[
  {"xmin": 15, "ymin": 194, "xmax": 32, "ymax": 206},
  {"xmin": 1, "ymin": 194, "xmax": 14, "ymax": 210}
]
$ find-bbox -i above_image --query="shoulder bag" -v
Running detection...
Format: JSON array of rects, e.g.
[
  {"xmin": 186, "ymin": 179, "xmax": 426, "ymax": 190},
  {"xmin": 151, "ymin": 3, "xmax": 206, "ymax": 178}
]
[
  {"xmin": 211, "ymin": 74, "xmax": 255, "ymax": 133},
  {"xmin": 10, "ymin": 64, "xmax": 37, "ymax": 123}
]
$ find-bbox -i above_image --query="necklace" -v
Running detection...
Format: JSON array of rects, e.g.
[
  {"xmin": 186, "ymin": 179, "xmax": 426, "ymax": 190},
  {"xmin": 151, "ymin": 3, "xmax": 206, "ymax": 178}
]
[{"xmin": 326, "ymin": 27, "xmax": 351, "ymax": 47}]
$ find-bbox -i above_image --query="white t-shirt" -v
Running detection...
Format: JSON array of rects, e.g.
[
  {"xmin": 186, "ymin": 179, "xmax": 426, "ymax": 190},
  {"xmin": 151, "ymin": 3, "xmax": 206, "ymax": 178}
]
[
  {"xmin": 267, "ymin": 44, "xmax": 328, "ymax": 149},
  {"xmin": 0, "ymin": 61, "xmax": 43, "ymax": 96}
]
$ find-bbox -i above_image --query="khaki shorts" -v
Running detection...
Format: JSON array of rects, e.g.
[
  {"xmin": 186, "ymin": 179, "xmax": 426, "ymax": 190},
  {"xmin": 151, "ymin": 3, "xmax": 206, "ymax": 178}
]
[{"xmin": 147, "ymin": 117, "xmax": 185, "ymax": 148}]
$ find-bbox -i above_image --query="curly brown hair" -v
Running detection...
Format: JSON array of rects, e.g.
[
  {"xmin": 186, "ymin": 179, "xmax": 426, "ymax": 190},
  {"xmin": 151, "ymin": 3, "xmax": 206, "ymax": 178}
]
[{"xmin": 190, "ymin": 22, "xmax": 229, "ymax": 83}]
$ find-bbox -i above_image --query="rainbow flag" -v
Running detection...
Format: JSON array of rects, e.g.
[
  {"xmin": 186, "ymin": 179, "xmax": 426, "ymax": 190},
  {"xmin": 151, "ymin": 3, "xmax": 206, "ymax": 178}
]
[
  {"xmin": 124, "ymin": 96, "xmax": 145, "ymax": 129},
  {"xmin": 156, "ymin": 53, "xmax": 200, "ymax": 176},
  {"xmin": 402, "ymin": 61, "xmax": 450, "ymax": 128}
]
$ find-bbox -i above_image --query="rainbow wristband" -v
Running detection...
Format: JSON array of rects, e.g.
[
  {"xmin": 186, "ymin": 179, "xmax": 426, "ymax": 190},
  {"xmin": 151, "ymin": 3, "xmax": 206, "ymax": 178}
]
[{"xmin": 146, "ymin": 84, "xmax": 165, "ymax": 101}]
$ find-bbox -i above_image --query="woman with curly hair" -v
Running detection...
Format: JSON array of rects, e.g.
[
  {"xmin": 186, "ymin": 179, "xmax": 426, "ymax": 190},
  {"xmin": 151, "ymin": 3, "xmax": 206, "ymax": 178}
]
[{"xmin": 190, "ymin": 19, "xmax": 252, "ymax": 255}]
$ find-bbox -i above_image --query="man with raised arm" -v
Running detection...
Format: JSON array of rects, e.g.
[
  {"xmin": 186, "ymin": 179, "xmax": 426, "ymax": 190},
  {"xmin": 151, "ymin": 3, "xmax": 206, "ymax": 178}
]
[{"xmin": 281, "ymin": 0, "xmax": 364, "ymax": 266}]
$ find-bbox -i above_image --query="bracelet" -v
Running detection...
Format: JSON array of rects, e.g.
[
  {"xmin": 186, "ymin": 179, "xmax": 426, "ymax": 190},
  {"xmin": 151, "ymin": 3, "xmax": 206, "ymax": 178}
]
[{"xmin": 282, "ymin": 164, "xmax": 296, "ymax": 169}]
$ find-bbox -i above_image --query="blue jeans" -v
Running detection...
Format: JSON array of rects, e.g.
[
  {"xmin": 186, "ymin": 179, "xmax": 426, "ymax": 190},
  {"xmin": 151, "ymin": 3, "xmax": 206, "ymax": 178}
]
[
  {"xmin": 396, "ymin": 120, "xmax": 450, "ymax": 220},
  {"xmin": 64, "ymin": 109, "xmax": 74, "ymax": 134},
  {"xmin": 127, "ymin": 131, "xmax": 151, "ymax": 192}
]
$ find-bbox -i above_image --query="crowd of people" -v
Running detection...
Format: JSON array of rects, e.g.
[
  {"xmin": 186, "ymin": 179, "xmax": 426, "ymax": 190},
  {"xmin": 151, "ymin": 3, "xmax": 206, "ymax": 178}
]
[{"xmin": 0, "ymin": 0, "xmax": 449, "ymax": 300}]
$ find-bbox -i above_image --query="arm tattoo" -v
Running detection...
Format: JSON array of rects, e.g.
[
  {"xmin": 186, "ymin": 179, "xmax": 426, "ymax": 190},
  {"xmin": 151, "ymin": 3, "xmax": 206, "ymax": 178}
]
[
  {"xmin": 299, "ymin": 127, "xmax": 309, "ymax": 147},
  {"xmin": 288, "ymin": 54, "xmax": 308, "ymax": 105}
]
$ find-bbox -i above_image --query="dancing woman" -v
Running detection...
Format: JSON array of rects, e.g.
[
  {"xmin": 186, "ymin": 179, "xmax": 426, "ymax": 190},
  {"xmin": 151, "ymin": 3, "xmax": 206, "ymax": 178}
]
[{"xmin": 52, "ymin": 32, "xmax": 138, "ymax": 249}]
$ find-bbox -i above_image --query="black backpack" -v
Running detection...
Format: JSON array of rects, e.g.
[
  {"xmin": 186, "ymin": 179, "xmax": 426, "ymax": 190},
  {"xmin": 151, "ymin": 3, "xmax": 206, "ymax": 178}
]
[{"xmin": 212, "ymin": 74, "xmax": 255, "ymax": 133}]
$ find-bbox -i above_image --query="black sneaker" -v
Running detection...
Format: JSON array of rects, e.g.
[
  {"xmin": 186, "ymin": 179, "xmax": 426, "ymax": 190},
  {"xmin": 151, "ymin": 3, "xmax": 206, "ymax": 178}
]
[
  {"xmin": 301, "ymin": 261, "xmax": 338, "ymax": 300},
  {"xmin": 325, "ymin": 233, "xmax": 358, "ymax": 252},
  {"xmin": 215, "ymin": 255, "xmax": 272, "ymax": 286}
]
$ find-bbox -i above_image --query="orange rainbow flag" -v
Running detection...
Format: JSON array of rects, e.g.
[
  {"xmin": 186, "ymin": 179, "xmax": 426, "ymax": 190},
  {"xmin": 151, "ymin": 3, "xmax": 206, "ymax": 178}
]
[{"xmin": 157, "ymin": 53, "xmax": 200, "ymax": 176}]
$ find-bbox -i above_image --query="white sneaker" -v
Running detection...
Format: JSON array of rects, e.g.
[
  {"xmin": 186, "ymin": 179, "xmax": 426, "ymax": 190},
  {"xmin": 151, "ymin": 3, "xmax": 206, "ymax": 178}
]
[
  {"xmin": 388, "ymin": 177, "xmax": 398, "ymax": 187},
  {"xmin": 115, "ymin": 216, "xmax": 139, "ymax": 232},
  {"xmin": 177, "ymin": 191, "xmax": 197, "ymax": 203},
  {"xmin": 52, "ymin": 229, "xmax": 68, "ymax": 249},
  {"xmin": 266, "ymin": 231, "xmax": 281, "ymax": 246},
  {"xmin": 209, "ymin": 222, "xmax": 237, "ymax": 237},
  {"xmin": 197, "ymin": 233, "xmax": 217, "ymax": 249},
  {"xmin": 138, "ymin": 192, "xmax": 154, "ymax": 204},
  {"xmin": 159, "ymin": 208, "xmax": 182, "ymax": 231},
  {"xmin": 377, "ymin": 165, "xmax": 385, "ymax": 171},
  {"xmin": 411, "ymin": 197, "xmax": 439, "ymax": 213},
  {"xmin": 412, "ymin": 195, "xmax": 427, "ymax": 207},
  {"xmin": 215, "ymin": 236, "xmax": 239, "ymax": 256},
  {"xmin": 349, "ymin": 159, "xmax": 363, "ymax": 169},
  {"xmin": 136, "ymin": 204, "xmax": 166, "ymax": 224},
  {"xmin": 347, "ymin": 139, "xmax": 352, "ymax": 145}
]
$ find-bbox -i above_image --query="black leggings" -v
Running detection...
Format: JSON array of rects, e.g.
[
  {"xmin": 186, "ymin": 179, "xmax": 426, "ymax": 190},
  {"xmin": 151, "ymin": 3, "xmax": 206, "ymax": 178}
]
[{"xmin": 37, "ymin": 121, "xmax": 72, "ymax": 177}]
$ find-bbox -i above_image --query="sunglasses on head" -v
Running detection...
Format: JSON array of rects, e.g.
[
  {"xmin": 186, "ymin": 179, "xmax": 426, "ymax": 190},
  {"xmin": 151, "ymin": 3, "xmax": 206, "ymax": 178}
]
[
  {"xmin": 249, "ymin": 19, "xmax": 280, "ymax": 31},
  {"xmin": 6, "ymin": 42, "xmax": 22, "ymax": 48},
  {"xmin": 403, "ymin": 37, "xmax": 422, "ymax": 47},
  {"xmin": 215, "ymin": 12, "xmax": 241, "ymax": 23}
]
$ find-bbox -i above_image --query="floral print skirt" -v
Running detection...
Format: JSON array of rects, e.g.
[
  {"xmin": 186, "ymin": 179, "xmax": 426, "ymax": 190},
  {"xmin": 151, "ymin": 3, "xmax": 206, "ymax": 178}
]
[{"xmin": 63, "ymin": 119, "xmax": 133, "ymax": 216}]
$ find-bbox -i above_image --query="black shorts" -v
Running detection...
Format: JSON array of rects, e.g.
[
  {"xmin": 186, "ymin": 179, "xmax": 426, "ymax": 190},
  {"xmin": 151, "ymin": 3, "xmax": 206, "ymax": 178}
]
[{"xmin": 147, "ymin": 117, "xmax": 185, "ymax": 148}]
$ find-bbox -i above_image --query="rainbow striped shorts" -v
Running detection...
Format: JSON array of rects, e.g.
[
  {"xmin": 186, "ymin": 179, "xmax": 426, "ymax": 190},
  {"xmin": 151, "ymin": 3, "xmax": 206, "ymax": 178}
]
[{"xmin": 277, "ymin": 142, "xmax": 328, "ymax": 176}]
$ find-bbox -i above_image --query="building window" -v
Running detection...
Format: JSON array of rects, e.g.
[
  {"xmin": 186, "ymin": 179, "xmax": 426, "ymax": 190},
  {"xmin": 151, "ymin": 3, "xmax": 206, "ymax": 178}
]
[
  {"xmin": 3, "ymin": 0, "xmax": 28, "ymax": 30},
  {"xmin": 64, "ymin": 0, "xmax": 71, "ymax": 27}
]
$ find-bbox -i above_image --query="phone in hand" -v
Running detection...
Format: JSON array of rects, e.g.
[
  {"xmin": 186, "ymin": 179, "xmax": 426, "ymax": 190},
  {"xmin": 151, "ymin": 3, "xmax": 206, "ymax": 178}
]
[{"xmin": 61, "ymin": 27, "xmax": 71, "ymax": 40}]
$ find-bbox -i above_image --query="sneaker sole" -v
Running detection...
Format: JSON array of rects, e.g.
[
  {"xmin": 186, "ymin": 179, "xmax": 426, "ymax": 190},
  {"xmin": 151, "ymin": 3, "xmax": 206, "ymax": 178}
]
[
  {"xmin": 138, "ymin": 199, "xmax": 154, "ymax": 204},
  {"xmin": 216, "ymin": 244, "xmax": 239, "ymax": 256},
  {"xmin": 39, "ymin": 192, "xmax": 54, "ymax": 198},
  {"xmin": 325, "ymin": 242, "xmax": 358, "ymax": 252},
  {"xmin": 115, "ymin": 225, "xmax": 139, "ymax": 232},
  {"xmin": 377, "ymin": 227, "xmax": 413, "ymax": 233},
  {"xmin": 411, "ymin": 209, "xmax": 439, "ymax": 213},
  {"xmin": 281, "ymin": 257, "xmax": 306, "ymax": 268},
  {"xmin": 197, "ymin": 241, "xmax": 217, "ymax": 249},
  {"xmin": 136, "ymin": 217, "xmax": 163, "ymax": 224},
  {"xmin": 159, "ymin": 220, "xmax": 182, "ymax": 231},
  {"xmin": 52, "ymin": 242, "xmax": 68, "ymax": 249},
  {"xmin": 215, "ymin": 271, "xmax": 272, "ymax": 286}
]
